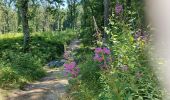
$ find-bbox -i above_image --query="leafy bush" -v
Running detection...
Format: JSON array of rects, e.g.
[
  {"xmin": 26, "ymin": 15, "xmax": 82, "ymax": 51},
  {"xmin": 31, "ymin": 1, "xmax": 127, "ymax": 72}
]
[
  {"xmin": 67, "ymin": 52, "xmax": 102, "ymax": 100},
  {"xmin": 68, "ymin": 45, "xmax": 163, "ymax": 100},
  {"xmin": 0, "ymin": 30, "xmax": 76, "ymax": 89}
]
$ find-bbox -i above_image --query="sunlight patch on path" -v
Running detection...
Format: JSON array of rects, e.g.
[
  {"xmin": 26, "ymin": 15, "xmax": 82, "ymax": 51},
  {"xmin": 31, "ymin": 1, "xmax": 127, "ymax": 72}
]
[
  {"xmin": 7, "ymin": 68, "xmax": 69, "ymax": 100},
  {"xmin": 5, "ymin": 39, "xmax": 81, "ymax": 100}
]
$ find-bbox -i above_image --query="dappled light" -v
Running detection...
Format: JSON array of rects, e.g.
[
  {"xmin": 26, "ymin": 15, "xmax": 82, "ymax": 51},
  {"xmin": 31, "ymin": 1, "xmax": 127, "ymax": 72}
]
[
  {"xmin": 0, "ymin": 0, "xmax": 169, "ymax": 100},
  {"xmin": 8, "ymin": 69, "xmax": 68, "ymax": 100}
]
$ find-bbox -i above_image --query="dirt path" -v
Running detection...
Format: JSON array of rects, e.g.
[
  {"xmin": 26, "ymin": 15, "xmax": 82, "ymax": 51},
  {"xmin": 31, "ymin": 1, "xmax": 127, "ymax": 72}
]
[{"xmin": 3, "ymin": 39, "xmax": 81, "ymax": 100}]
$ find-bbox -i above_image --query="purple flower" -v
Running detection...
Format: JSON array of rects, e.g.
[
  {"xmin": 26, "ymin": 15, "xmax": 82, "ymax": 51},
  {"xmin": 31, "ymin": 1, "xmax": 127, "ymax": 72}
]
[
  {"xmin": 93, "ymin": 53, "xmax": 104, "ymax": 62},
  {"xmin": 64, "ymin": 61, "xmax": 79, "ymax": 78},
  {"xmin": 134, "ymin": 34, "xmax": 139, "ymax": 40},
  {"xmin": 69, "ymin": 67, "xmax": 80, "ymax": 78},
  {"xmin": 93, "ymin": 47, "xmax": 112, "ymax": 63},
  {"xmin": 115, "ymin": 3, "xmax": 123, "ymax": 14},
  {"xmin": 140, "ymin": 32, "xmax": 147, "ymax": 40},
  {"xmin": 93, "ymin": 53, "xmax": 99, "ymax": 60},
  {"xmin": 95, "ymin": 47, "xmax": 103, "ymax": 53},
  {"xmin": 134, "ymin": 29, "xmax": 148, "ymax": 41},
  {"xmin": 103, "ymin": 47, "xmax": 111, "ymax": 55},
  {"xmin": 97, "ymin": 57, "xmax": 104, "ymax": 62},
  {"xmin": 64, "ymin": 62, "xmax": 76, "ymax": 70},
  {"xmin": 134, "ymin": 30, "xmax": 141, "ymax": 40}
]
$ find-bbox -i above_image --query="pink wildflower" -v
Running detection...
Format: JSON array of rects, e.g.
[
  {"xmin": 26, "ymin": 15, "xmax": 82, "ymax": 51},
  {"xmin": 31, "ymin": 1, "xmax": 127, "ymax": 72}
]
[
  {"xmin": 71, "ymin": 68, "xmax": 80, "ymax": 78},
  {"xmin": 97, "ymin": 57, "xmax": 104, "ymax": 62},
  {"xmin": 103, "ymin": 47, "xmax": 111, "ymax": 55},
  {"xmin": 64, "ymin": 61, "xmax": 79, "ymax": 78},
  {"xmin": 94, "ymin": 53, "xmax": 104, "ymax": 62},
  {"xmin": 95, "ymin": 47, "xmax": 103, "ymax": 53},
  {"xmin": 64, "ymin": 62, "xmax": 76, "ymax": 71},
  {"xmin": 115, "ymin": 3, "xmax": 123, "ymax": 14},
  {"xmin": 93, "ymin": 53, "xmax": 99, "ymax": 60}
]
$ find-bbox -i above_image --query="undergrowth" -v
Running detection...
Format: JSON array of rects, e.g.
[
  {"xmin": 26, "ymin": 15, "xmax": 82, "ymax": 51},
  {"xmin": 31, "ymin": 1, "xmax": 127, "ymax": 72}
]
[{"xmin": 0, "ymin": 29, "xmax": 76, "ymax": 89}]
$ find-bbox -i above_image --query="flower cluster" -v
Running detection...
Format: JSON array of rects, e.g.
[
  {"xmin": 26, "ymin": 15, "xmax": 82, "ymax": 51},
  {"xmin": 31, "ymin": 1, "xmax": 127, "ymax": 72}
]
[
  {"xmin": 93, "ymin": 47, "xmax": 112, "ymax": 69},
  {"xmin": 94, "ymin": 47, "xmax": 111, "ymax": 61},
  {"xmin": 64, "ymin": 61, "xmax": 80, "ymax": 78},
  {"xmin": 134, "ymin": 29, "xmax": 148, "ymax": 41},
  {"xmin": 115, "ymin": 3, "xmax": 123, "ymax": 15}
]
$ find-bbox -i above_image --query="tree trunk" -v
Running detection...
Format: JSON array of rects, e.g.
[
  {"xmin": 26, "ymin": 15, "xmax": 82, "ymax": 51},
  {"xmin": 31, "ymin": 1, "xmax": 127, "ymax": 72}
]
[
  {"xmin": 19, "ymin": 0, "xmax": 30, "ymax": 51},
  {"xmin": 17, "ymin": 8, "xmax": 21, "ymax": 31},
  {"xmin": 4, "ymin": 11, "xmax": 10, "ymax": 33}
]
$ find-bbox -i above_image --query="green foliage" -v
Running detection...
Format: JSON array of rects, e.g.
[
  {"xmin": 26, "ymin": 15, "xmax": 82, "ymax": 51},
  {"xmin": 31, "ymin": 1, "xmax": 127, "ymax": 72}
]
[
  {"xmin": 0, "ymin": 30, "xmax": 76, "ymax": 89},
  {"xmin": 68, "ymin": 43, "xmax": 163, "ymax": 100},
  {"xmin": 67, "ymin": 1, "xmax": 164, "ymax": 99},
  {"xmin": 0, "ymin": 0, "xmax": 166, "ymax": 99},
  {"xmin": 67, "ymin": 51, "xmax": 102, "ymax": 99},
  {"xmin": 80, "ymin": 0, "xmax": 104, "ymax": 45},
  {"xmin": 98, "ymin": 16, "xmax": 163, "ymax": 99},
  {"xmin": 0, "ymin": 51, "xmax": 45, "ymax": 89},
  {"xmin": 38, "ymin": 29, "xmax": 77, "ymax": 45}
]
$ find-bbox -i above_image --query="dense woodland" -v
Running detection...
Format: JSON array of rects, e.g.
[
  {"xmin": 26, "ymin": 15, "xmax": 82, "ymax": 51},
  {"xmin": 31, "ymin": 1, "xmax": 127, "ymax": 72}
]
[{"xmin": 0, "ymin": 0, "xmax": 168, "ymax": 100}]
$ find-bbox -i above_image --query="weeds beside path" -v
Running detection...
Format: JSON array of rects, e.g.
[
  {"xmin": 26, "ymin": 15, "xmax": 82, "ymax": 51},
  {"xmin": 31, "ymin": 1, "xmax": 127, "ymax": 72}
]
[{"xmin": 2, "ymin": 39, "xmax": 81, "ymax": 100}]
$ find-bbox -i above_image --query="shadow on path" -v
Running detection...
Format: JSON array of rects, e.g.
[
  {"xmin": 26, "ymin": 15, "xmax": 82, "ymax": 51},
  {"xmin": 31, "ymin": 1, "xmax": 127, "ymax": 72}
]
[
  {"xmin": 5, "ymin": 39, "xmax": 81, "ymax": 100},
  {"xmin": 7, "ymin": 69, "xmax": 69, "ymax": 100}
]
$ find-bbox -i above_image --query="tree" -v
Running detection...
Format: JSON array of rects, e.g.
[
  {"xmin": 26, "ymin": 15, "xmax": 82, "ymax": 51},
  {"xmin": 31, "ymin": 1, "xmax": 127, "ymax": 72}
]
[
  {"xmin": 0, "ymin": 0, "xmax": 14, "ymax": 33},
  {"xmin": 66, "ymin": 0, "xmax": 78, "ymax": 29},
  {"xmin": 80, "ymin": 0, "xmax": 103, "ymax": 45},
  {"xmin": 17, "ymin": 0, "xmax": 30, "ymax": 51}
]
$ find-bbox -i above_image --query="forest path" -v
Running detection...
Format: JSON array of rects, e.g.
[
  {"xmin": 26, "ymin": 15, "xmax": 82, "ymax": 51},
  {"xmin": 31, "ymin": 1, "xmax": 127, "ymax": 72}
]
[{"xmin": 5, "ymin": 39, "xmax": 81, "ymax": 100}]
